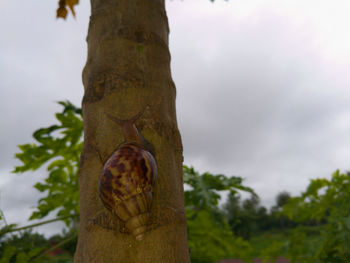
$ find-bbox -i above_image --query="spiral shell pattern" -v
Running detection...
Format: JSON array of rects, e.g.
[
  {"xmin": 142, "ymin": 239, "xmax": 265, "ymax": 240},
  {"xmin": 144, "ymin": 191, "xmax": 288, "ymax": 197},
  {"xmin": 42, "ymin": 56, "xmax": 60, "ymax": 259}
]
[{"xmin": 98, "ymin": 143, "xmax": 157, "ymax": 240}]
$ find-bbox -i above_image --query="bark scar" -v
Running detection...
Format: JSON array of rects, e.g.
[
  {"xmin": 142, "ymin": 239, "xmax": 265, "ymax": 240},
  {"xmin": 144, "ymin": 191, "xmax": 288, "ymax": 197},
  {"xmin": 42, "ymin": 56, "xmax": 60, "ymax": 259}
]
[{"xmin": 86, "ymin": 210, "xmax": 127, "ymax": 233}]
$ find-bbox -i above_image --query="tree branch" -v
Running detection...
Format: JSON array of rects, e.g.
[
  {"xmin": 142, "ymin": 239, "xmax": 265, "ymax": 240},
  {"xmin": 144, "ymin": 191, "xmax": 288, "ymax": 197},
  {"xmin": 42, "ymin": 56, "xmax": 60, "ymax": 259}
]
[{"xmin": 0, "ymin": 214, "xmax": 79, "ymax": 235}]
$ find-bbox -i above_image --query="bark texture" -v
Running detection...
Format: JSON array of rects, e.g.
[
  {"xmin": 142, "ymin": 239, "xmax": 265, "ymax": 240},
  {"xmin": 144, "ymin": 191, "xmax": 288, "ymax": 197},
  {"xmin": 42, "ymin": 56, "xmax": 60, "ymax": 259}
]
[{"xmin": 74, "ymin": 0, "xmax": 190, "ymax": 262}]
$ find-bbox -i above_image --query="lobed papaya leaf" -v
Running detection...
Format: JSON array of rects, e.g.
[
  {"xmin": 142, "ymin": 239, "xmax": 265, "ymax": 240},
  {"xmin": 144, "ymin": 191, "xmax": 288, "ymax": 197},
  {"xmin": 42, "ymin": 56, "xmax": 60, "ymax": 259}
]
[
  {"xmin": 275, "ymin": 170, "xmax": 350, "ymax": 262},
  {"xmin": 183, "ymin": 165, "xmax": 256, "ymax": 214},
  {"xmin": 13, "ymin": 101, "xmax": 83, "ymax": 227}
]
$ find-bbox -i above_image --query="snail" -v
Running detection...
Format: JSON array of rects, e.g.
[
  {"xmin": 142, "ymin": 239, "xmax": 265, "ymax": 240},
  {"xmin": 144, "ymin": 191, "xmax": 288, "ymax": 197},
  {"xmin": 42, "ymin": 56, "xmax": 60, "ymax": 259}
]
[{"xmin": 98, "ymin": 107, "xmax": 157, "ymax": 241}]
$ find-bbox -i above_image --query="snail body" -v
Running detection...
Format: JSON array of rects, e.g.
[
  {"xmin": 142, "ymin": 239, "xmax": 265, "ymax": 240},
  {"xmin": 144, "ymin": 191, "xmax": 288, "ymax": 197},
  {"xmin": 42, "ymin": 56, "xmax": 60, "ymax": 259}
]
[{"xmin": 98, "ymin": 109, "xmax": 157, "ymax": 241}]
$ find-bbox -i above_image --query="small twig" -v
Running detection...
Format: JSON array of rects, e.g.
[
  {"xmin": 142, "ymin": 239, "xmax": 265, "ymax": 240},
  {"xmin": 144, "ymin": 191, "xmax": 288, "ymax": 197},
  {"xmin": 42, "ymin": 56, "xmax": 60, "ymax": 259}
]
[
  {"xmin": 29, "ymin": 232, "xmax": 78, "ymax": 262},
  {"xmin": 0, "ymin": 209, "xmax": 8, "ymax": 226}
]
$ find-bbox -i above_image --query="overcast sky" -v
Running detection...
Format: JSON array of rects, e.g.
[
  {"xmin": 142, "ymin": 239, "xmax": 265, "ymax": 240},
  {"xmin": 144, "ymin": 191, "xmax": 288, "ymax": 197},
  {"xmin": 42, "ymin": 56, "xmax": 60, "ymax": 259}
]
[{"xmin": 1, "ymin": 0, "xmax": 350, "ymax": 236}]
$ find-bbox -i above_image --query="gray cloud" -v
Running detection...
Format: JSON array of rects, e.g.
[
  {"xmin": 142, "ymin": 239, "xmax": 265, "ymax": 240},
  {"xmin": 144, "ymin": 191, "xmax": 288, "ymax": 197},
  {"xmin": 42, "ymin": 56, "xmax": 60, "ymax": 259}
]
[{"xmin": 169, "ymin": 1, "xmax": 350, "ymax": 206}]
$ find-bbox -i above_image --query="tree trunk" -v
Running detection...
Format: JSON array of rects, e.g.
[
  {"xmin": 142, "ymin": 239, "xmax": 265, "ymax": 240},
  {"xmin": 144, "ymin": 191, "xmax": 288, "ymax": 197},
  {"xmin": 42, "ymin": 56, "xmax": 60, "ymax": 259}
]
[{"xmin": 74, "ymin": 0, "xmax": 190, "ymax": 262}]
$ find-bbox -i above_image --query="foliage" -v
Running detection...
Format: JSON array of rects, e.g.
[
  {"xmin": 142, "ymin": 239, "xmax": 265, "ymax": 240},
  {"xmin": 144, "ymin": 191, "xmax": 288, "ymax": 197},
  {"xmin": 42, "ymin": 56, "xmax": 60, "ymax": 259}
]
[
  {"xmin": 187, "ymin": 210, "xmax": 253, "ymax": 263},
  {"xmin": 275, "ymin": 191, "xmax": 291, "ymax": 210},
  {"xmin": 249, "ymin": 230, "xmax": 289, "ymax": 260},
  {"xmin": 268, "ymin": 191, "xmax": 294, "ymax": 231},
  {"xmin": 263, "ymin": 170, "xmax": 350, "ymax": 263},
  {"xmin": 183, "ymin": 166, "xmax": 255, "ymax": 262},
  {"xmin": 12, "ymin": 101, "xmax": 82, "ymax": 227},
  {"xmin": 183, "ymin": 165, "xmax": 255, "ymax": 212},
  {"xmin": 0, "ymin": 228, "xmax": 77, "ymax": 263},
  {"xmin": 49, "ymin": 228, "xmax": 78, "ymax": 255},
  {"xmin": 0, "ymin": 230, "xmax": 47, "ymax": 263},
  {"xmin": 224, "ymin": 192, "xmax": 272, "ymax": 239}
]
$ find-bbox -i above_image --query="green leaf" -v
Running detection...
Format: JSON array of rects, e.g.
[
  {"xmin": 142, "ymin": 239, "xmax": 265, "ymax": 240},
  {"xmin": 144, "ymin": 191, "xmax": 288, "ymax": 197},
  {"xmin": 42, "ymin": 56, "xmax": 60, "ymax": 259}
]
[
  {"xmin": 13, "ymin": 101, "xmax": 82, "ymax": 227},
  {"xmin": 0, "ymin": 245, "xmax": 17, "ymax": 263},
  {"xmin": 183, "ymin": 165, "xmax": 256, "ymax": 212},
  {"xmin": 33, "ymin": 182, "xmax": 48, "ymax": 192},
  {"xmin": 277, "ymin": 170, "xmax": 350, "ymax": 262}
]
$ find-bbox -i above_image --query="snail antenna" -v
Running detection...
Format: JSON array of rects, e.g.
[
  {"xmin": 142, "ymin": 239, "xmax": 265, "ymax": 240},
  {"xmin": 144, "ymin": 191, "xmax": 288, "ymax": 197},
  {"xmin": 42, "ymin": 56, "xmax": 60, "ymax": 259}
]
[
  {"xmin": 105, "ymin": 105, "xmax": 149, "ymax": 145},
  {"xmin": 104, "ymin": 105, "xmax": 149, "ymax": 125}
]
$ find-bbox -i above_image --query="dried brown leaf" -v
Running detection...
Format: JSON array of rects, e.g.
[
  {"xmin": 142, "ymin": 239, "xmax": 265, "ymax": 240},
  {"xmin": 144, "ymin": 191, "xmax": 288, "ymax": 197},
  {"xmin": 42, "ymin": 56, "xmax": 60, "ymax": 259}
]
[
  {"xmin": 56, "ymin": 0, "xmax": 79, "ymax": 19},
  {"xmin": 66, "ymin": 0, "xmax": 79, "ymax": 17}
]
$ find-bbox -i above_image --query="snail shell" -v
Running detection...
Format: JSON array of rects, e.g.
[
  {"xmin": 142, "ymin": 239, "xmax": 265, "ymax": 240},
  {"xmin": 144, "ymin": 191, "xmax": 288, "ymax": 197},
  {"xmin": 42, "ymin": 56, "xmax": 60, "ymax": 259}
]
[{"xmin": 98, "ymin": 109, "xmax": 157, "ymax": 241}]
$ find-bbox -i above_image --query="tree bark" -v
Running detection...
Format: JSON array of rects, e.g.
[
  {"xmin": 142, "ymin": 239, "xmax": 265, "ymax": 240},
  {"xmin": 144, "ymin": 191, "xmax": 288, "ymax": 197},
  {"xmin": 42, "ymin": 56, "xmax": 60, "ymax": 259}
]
[{"xmin": 74, "ymin": 0, "xmax": 190, "ymax": 262}]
